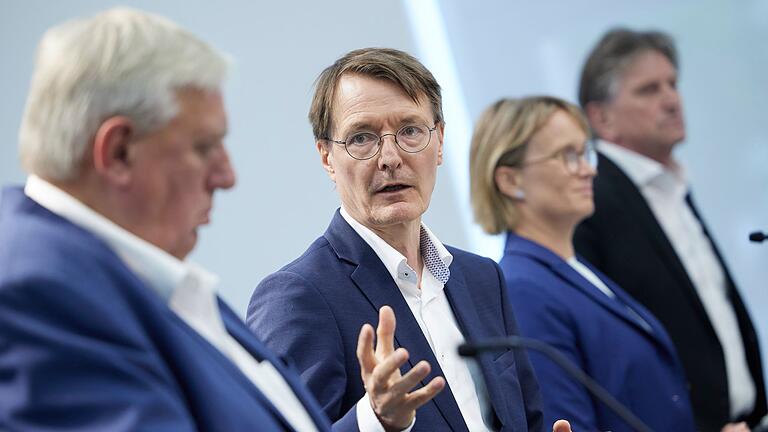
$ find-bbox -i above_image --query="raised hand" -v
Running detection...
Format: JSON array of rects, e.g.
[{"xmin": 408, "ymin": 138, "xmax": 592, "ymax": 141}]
[{"xmin": 356, "ymin": 306, "xmax": 445, "ymax": 431}]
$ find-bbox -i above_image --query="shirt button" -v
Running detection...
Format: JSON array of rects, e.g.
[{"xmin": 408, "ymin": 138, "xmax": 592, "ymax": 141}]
[{"xmin": 672, "ymin": 394, "xmax": 680, "ymax": 402}]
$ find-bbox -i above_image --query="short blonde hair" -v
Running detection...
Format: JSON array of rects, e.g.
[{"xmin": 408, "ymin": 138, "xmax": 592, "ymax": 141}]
[{"xmin": 470, "ymin": 96, "xmax": 589, "ymax": 234}]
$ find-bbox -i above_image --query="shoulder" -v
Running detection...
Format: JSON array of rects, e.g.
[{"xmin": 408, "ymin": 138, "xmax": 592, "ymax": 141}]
[{"xmin": 0, "ymin": 199, "xmax": 129, "ymax": 291}]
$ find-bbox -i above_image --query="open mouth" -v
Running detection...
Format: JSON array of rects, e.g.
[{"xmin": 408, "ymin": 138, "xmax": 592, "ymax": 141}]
[{"xmin": 378, "ymin": 184, "xmax": 410, "ymax": 193}]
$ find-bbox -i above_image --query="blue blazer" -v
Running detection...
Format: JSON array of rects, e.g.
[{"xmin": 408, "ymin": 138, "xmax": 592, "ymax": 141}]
[
  {"xmin": 500, "ymin": 233, "xmax": 696, "ymax": 432},
  {"xmin": 0, "ymin": 187, "xmax": 332, "ymax": 432},
  {"xmin": 247, "ymin": 210, "xmax": 543, "ymax": 432}
]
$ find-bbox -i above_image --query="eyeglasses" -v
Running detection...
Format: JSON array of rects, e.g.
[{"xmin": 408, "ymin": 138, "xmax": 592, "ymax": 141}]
[
  {"xmin": 324, "ymin": 124, "xmax": 438, "ymax": 160},
  {"xmin": 519, "ymin": 142, "xmax": 598, "ymax": 175}
]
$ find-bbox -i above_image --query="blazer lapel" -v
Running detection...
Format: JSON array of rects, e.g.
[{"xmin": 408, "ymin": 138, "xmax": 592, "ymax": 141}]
[
  {"xmin": 324, "ymin": 210, "xmax": 469, "ymax": 432},
  {"xmin": 507, "ymin": 234, "xmax": 675, "ymax": 357},
  {"xmin": 597, "ymin": 154, "xmax": 715, "ymax": 328},
  {"xmin": 219, "ymin": 301, "xmax": 332, "ymax": 432},
  {"xmin": 443, "ymin": 268, "xmax": 510, "ymax": 430}
]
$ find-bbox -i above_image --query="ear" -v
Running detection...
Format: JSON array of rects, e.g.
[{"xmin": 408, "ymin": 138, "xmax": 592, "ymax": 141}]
[
  {"xmin": 92, "ymin": 116, "xmax": 134, "ymax": 187},
  {"xmin": 585, "ymin": 101, "xmax": 615, "ymax": 142},
  {"xmin": 494, "ymin": 165, "xmax": 524, "ymax": 200},
  {"xmin": 435, "ymin": 122, "xmax": 445, "ymax": 166},
  {"xmin": 317, "ymin": 140, "xmax": 336, "ymax": 182}
]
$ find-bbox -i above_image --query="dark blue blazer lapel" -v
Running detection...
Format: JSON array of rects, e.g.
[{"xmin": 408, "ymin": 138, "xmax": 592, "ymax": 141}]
[
  {"xmin": 323, "ymin": 210, "xmax": 469, "ymax": 432},
  {"xmin": 219, "ymin": 301, "xmax": 332, "ymax": 432},
  {"xmin": 506, "ymin": 234, "xmax": 675, "ymax": 357},
  {"xmin": 443, "ymin": 267, "xmax": 510, "ymax": 430}
]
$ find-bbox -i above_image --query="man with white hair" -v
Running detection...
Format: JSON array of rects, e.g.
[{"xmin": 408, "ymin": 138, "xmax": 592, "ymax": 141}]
[
  {"xmin": 0, "ymin": 8, "xmax": 445, "ymax": 431},
  {"xmin": 0, "ymin": 8, "xmax": 436, "ymax": 431}
]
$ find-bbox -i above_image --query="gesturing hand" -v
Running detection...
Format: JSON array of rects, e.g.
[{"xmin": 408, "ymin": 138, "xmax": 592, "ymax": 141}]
[{"xmin": 356, "ymin": 306, "xmax": 445, "ymax": 431}]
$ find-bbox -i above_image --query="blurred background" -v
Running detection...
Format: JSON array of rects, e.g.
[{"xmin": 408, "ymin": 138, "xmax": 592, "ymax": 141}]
[{"xmin": 1, "ymin": 0, "xmax": 765, "ymax": 380}]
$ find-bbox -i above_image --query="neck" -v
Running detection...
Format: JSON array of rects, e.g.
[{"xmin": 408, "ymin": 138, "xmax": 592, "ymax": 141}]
[
  {"xmin": 613, "ymin": 139, "xmax": 676, "ymax": 168},
  {"xmin": 49, "ymin": 174, "xmax": 142, "ymax": 248},
  {"xmin": 515, "ymin": 215, "xmax": 576, "ymax": 259},
  {"xmin": 369, "ymin": 219, "xmax": 423, "ymax": 283}
]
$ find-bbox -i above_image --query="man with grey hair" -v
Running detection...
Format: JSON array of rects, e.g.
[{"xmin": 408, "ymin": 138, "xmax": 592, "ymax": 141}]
[
  {"xmin": 574, "ymin": 28, "xmax": 766, "ymax": 432},
  {"xmin": 0, "ymin": 8, "xmax": 337, "ymax": 431}
]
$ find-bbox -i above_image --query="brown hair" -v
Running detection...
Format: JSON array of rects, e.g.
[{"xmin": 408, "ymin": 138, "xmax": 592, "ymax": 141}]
[
  {"xmin": 579, "ymin": 28, "xmax": 678, "ymax": 108},
  {"xmin": 308, "ymin": 47, "xmax": 443, "ymax": 140}
]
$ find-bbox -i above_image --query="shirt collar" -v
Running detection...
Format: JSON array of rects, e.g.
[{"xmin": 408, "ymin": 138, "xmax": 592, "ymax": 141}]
[
  {"xmin": 598, "ymin": 139, "xmax": 688, "ymax": 198},
  {"xmin": 339, "ymin": 206, "xmax": 452, "ymax": 285},
  {"xmin": 24, "ymin": 175, "xmax": 218, "ymax": 301}
]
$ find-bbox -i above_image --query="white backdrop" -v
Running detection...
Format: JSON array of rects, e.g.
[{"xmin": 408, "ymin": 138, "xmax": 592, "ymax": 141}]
[{"xmin": 1, "ymin": 1, "xmax": 765, "ymax": 390}]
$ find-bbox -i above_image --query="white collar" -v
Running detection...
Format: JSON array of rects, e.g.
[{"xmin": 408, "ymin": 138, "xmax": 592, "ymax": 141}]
[
  {"xmin": 339, "ymin": 206, "xmax": 452, "ymax": 285},
  {"xmin": 598, "ymin": 140, "xmax": 688, "ymax": 197},
  {"xmin": 24, "ymin": 175, "xmax": 218, "ymax": 301}
]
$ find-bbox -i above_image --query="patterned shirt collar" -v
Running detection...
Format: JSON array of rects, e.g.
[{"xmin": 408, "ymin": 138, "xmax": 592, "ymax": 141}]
[{"xmin": 340, "ymin": 207, "xmax": 452, "ymax": 285}]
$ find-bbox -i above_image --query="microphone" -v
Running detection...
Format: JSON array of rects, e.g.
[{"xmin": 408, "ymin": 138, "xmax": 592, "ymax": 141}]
[
  {"xmin": 749, "ymin": 231, "xmax": 767, "ymax": 243},
  {"xmin": 458, "ymin": 336, "xmax": 653, "ymax": 432}
]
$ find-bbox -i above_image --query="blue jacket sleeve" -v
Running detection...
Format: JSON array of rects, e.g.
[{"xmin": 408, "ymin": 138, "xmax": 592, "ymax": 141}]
[
  {"xmin": 505, "ymin": 275, "xmax": 599, "ymax": 431},
  {"xmin": 493, "ymin": 261, "xmax": 545, "ymax": 432},
  {"xmin": 0, "ymin": 278, "xmax": 194, "ymax": 432},
  {"xmin": 247, "ymin": 270, "xmax": 358, "ymax": 432}
]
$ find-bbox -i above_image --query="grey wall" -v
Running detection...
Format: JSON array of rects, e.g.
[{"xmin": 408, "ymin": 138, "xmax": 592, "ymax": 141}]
[{"xmin": 1, "ymin": 0, "xmax": 765, "ymax": 385}]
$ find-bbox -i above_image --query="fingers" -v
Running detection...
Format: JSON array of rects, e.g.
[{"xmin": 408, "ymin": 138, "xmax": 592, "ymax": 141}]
[
  {"xmin": 389, "ymin": 360, "xmax": 431, "ymax": 395},
  {"xmin": 356, "ymin": 323, "xmax": 376, "ymax": 381},
  {"xmin": 375, "ymin": 306, "xmax": 396, "ymax": 360},
  {"xmin": 368, "ymin": 348, "xmax": 410, "ymax": 393},
  {"xmin": 401, "ymin": 375, "xmax": 445, "ymax": 410},
  {"xmin": 552, "ymin": 419, "xmax": 572, "ymax": 432}
]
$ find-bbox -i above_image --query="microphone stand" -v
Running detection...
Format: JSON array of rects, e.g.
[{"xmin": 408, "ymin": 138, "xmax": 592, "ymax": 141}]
[{"xmin": 459, "ymin": 336, "xmax": 653, "ymax": 432}]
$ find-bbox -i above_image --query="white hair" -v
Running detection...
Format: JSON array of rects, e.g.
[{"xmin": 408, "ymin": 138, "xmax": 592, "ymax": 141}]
[{"xmin": 19, "ymin": 7, "xmax": 229, "ymax": 180}]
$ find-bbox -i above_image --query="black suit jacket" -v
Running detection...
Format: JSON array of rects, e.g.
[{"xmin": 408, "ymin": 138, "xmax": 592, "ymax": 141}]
[{"xmin": 574, "ymin": 153, "xmax": 766, "ymax": 431}]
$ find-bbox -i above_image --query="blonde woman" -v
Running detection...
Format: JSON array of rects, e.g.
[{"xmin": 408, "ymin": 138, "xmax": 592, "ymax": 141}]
[{"xmin": 470, "ymin": 96, "xmax": 696, "ymax": 431}]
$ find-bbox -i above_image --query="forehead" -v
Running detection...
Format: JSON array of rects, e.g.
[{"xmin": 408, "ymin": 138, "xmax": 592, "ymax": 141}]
[
  {"xmin": 530, "ymin": 110, "xmax": 587, "ymax": 151},
  {"xmin": 332, "ymin": 74, "xmax": 431, "ymax": 133},
  {"xmin": 618, "ymin": 50, "xmax": 677, "ymax": 87},
  {"xmin": 171, "ymin": 87, "xmax": 227, "ymax": 136}
]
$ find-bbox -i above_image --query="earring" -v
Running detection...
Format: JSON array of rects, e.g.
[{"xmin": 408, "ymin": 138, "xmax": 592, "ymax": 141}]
[{"xmin": 513, "ymin": 189, "xmax": 525, "ymax": 200}]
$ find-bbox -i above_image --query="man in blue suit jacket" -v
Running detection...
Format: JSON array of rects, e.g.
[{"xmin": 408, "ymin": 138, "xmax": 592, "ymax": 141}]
[
  {"xmin": 248, "ymin": 48, "xmax": 570, "ymax": 432},
  {"xmin": 0, "ymin": 8, "xmax": 338, "ymax": 431}
]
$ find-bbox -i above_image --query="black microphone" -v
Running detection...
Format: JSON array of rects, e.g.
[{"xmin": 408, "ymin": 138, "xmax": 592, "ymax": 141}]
[
  {"xmin": 749, "ymin": 231, "xmax": 767, "ymax": 243},
  {"xmin": 458, "ymin": 336, "xmax": 653, "ymax": 432}
]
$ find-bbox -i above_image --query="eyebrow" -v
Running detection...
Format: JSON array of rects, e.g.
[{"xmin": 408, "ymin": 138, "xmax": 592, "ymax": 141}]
[{"xmin": 341, "ymin": 115, "xmax": 431, "ymax": 135}]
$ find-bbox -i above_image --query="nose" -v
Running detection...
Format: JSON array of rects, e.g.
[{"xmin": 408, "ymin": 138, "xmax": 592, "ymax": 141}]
[
  {"xmin": 376, "ymin": 134, "xmax": 403, "ymax": 171},
  {"xmin": 208, "ymin": 146, "xmax": 236, "ymax": 190},
  {"xmin": 662, "ymin": 84, "xmax": 681, "ymax": 111},
  {"xmin": 577, "ymin": 155, "xmax": 598, "ymax": 178}
]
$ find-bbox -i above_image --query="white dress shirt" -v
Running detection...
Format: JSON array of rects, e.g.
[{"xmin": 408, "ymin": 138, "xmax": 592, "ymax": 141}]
[
  {"xmin": 341, "ymin": 207, "xmax": 491, "ymax": 432},
  {"xmin": 24, "ymin": 175, "xmax": 318, "ymax": 432},
  {"xmin": 599, "ymin": 140, "xmax": 756, "ymax": 417}
]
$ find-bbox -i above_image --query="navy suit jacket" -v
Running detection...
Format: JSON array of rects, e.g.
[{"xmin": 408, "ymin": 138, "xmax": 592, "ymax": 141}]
[
  {"xmin": 501, "ymin": 233, "xmax": 696, "ymax": 432},
  {"xmin": 0, "ymin": 187, "xmax": 332, "ymax": 432},
  {"xmin": 247, "ymin": 210, "xmax": 543, "ymax": 432}
]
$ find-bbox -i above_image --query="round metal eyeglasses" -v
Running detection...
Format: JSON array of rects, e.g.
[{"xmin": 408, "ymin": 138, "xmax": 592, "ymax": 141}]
[
  {"xmin": 324, "ymin": 124, "xmax": 438, "ymax": 160},
  {"xmin": 520, "ymin": 142, "xmax": 598, "ymax": 174}
]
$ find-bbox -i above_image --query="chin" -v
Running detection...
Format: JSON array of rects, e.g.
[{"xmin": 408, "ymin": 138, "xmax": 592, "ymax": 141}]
[{"xmin": 370, "ymin": 203, "xmax": 424, "ymax": 227}]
